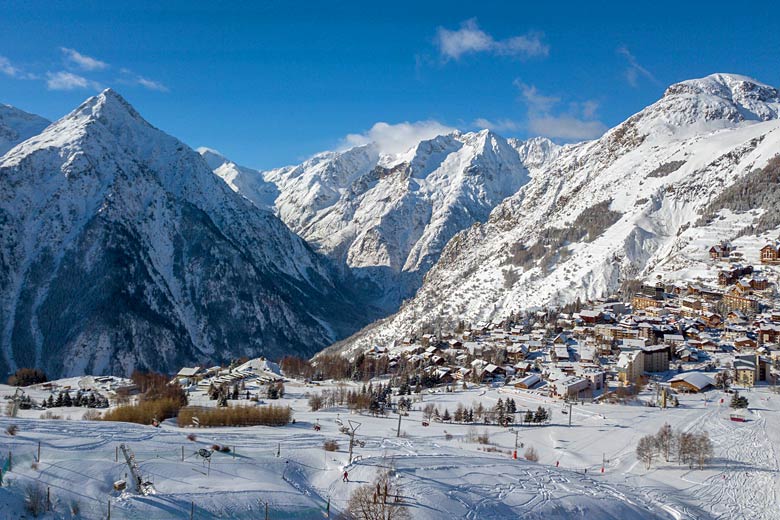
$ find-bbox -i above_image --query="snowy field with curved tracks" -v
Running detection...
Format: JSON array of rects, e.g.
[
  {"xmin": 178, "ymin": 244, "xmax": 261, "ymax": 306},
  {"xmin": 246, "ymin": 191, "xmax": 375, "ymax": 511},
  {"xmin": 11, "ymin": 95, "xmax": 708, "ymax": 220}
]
[{"xmin": 1, "ymin": 380, "xmax": 777, "ymax": 519}]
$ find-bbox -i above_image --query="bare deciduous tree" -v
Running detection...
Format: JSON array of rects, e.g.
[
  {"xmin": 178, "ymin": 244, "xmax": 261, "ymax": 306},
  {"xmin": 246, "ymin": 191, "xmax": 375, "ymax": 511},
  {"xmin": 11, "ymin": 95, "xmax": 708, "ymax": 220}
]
[
  {"xmin": 656, "ymin": 423, "xmax": 673, "ymax": 462},
  {"xmin": 346, "ymin": 470, "xmax": 410, "ymax": 520},
  {"xmin": 524, "ymin": 446, "xmax": 539, "ymax": 462},
  {"xmin": 636, "ymin": 434, "xmax": 658, "ymax": 469}
]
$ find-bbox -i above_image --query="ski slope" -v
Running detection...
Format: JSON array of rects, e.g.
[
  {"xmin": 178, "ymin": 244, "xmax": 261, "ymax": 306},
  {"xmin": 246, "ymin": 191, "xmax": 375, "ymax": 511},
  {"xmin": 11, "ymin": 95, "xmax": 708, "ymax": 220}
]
[{"xmin": 1, "ymin": 381, "xmax": 778, "ymax": 518}]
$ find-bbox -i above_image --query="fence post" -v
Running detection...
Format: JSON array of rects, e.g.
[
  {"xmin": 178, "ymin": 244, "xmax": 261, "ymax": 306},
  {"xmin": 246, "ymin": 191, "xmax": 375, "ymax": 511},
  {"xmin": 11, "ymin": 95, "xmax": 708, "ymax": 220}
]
[
  {"xmin": 38, "ymin": 442, "xmax": 41, "ymax": 462},
  {"xmin": 107, "ymin": 499, "xmax": 111, "ymax": 520},
  {"xmin": 190, "ymin": 500, "xmax": 194, "ymax": 520},
  {"xmin": 182, "ymin": 446, "xmax": 184, "ymax": 462}
]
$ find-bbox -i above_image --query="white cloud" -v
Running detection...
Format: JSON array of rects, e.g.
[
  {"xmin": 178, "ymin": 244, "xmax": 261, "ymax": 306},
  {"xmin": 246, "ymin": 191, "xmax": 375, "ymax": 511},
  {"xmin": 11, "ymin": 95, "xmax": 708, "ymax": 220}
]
[
  {"xmin": 514, "ymin": 80, "xmax": 559, "ymax": 113},
  {"xmin": 436, "ymin": 19, "xmax": 492, "ymax": 60},
  {"xmin": 473, "ymin": 118, "xmax": 520, "ymax": 132},
  {"xmin": 116, "ymin": 69, "xmax": 169, "ymax": 92},
  {"xmin": 528, "ymin": 116, "xmax": 607, "ymax": 141},
  {"xmin": 617, "ymin": 45, "xmax": 657, "ymax": 87},
  {"xmin": 516, "ymin": 81, "xmax": 606, "ymax": 141},
  {"xmin": 343, "ymin": 120, "xmax": 456, "ymax": 155},
  {"xmin": 135, "ymin": 76, "xmax": 168, "ymax": 92},
  {"xmin": 61, "ymin": 47, "xmax": 108, "ymax": 71},
  {"xmin": 495, "ymin": 33, "xmax": 549, "ymax": 57},
  {"xmin": 0, "ymin": 56, "xmax": 38, "ymax": 79},
  {"xmin": 436, "ymin": 19, "xmax": 549, "ymax": 61},
  {"xmin": 580, "ymin": 100, "xmax": 599, "ymax": 119},
  {"xmin": 46, "ymin": 71, "xmax": 101, "ymax": 91},
  {"xmin": 0, "ymin": 56, "xmax": 20, "ymax": 77}
]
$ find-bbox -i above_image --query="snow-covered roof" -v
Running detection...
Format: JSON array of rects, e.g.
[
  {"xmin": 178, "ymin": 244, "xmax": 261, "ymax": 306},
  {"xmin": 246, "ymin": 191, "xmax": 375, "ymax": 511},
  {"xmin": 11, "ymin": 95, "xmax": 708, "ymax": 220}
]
[
  {"xmin": 669, "ymin": 372, "xmax": 713, "ymax": 390},
  {"xmin": 235, "ymin": 358, "xmax": 282, "ymax": 376}
]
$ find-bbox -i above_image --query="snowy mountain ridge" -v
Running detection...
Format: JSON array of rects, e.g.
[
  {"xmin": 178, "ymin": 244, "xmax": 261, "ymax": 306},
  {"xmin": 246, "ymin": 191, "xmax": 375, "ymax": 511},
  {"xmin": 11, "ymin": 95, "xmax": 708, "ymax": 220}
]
[
  {"xmin": 0, "ymin": 89, "xmax": 369, "ymax": 377},
  {"xmin": 328, "ymin": 73, "xmax": 780, "ymax": 355},
  {"xmin": 507, "ymin": 136, "xmax": 562, "ymax": 175},
  {"xmin": 206, "ymin": 130, "xmax": 536, "ymax": 308}
]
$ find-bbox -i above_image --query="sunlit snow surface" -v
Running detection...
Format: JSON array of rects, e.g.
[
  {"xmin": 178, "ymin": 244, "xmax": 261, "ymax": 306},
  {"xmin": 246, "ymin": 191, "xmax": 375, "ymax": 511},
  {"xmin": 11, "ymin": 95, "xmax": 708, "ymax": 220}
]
[{"xmin": 2, "ymin": 378, "xmax": 778, "ymax": 519}]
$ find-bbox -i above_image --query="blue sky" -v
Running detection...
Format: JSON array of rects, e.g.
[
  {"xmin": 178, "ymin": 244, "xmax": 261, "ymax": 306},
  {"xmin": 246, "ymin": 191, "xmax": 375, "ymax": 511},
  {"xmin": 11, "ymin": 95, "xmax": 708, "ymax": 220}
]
[{"xmin": 1, "ymin": 1, "xmax": 778, "ymax": 169}]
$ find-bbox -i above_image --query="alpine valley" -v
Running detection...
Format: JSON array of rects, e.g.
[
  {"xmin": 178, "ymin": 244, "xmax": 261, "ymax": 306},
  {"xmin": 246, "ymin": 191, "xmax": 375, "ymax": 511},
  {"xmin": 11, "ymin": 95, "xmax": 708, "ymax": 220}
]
[{"xmin": 2, "ymin": 73, "xmax": 780, "ymax": 375}]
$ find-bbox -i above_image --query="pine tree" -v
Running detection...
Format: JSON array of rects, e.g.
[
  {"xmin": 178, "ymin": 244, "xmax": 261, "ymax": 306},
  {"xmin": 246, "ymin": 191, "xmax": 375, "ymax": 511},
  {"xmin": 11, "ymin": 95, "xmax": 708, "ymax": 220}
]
[
  {"xmin": 494, "ymin": 399, "xmax": 506, "ymax": 426},
  {"xmin": 63, "ymin": 391, "xmax": 72, "ymax": 407},
  {"xmin": 524, "ymin": 410, "xmax": 534, "ymax": 424},
  {"xmin": 453, "ymin": 405, "xmax": 464, "ymax": 423},
  {"xmin": 442, "ymin": 408, "xmax": 451, "ymax": 422},
  {"xmin": 730, "ymin": 391, "xmax": 748, "ymax": 409},
  {"xmin": 533, "ymin": 406, "xmax": 547, "ymax": 424},
  {"xmin": 54, "ymin": 392, "xmax": 64, "ymax": 407}
]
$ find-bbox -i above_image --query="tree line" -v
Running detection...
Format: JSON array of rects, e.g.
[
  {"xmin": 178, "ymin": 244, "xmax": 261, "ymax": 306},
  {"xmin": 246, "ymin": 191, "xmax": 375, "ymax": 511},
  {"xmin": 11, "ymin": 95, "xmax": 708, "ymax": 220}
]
[{"xmin": 636, "ymin": 423, "xmax": 713, "ymax": 470}]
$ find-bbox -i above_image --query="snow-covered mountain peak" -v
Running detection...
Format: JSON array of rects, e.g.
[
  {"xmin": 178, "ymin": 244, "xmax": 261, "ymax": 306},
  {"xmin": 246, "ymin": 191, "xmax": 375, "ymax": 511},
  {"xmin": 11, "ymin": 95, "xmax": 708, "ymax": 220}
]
[
  {"xmin": 615, "ymin": 73, "xmax": 780, "ymax": 140},
  {"xmin": 508, "ymin": 137, "xmax": 562, "ymax": 175},
  {"xmin": 0, "ymin": 91, "xmax": 370, "ymax": 377},
  {"xmin": 0, "ymin": 104, "xmax": 50, "ymax": 156},
  {"xmin": 13, "ymin": 88, "xmax": 156, "ymax": 153},
  {"xmin": 197, "ymin": 146, "xmax": 230, "ymax": 170},
  {"xmin": 197, "ymin": 147, "xmax": 279, "ymax": 210},
  {"xmin": 69, "ymin": 88, "xmax": 147, "ymax": 128},
  {"xmin": 664, "ymin": 73, "xmax": 780, "ymax": 122},
  {"xmin": 3, "ymin": 88, "xmax": 216, "ymax": 201}
]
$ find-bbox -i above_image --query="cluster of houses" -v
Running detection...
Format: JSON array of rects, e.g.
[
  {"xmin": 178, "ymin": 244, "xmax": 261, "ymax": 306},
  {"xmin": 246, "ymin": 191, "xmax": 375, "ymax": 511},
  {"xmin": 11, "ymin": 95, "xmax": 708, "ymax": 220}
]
[
  {"xmin": 354, "ymin": 242, "xmax": 780, "ymax": 402},
  {"xmin": 171, "ymin": 358, "xmax": 284, "ymax": 395}
]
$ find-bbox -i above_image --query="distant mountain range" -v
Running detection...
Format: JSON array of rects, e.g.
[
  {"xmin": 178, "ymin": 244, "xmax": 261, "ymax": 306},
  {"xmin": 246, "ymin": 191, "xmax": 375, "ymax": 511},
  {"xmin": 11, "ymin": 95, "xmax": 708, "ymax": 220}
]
[
  {"xmin": 2, "ymin": 73, "xmax": 779, "ymax": 375},
  {"xmin": 206, "ymin": 130, "xmax": 537, "ymax": 309}
]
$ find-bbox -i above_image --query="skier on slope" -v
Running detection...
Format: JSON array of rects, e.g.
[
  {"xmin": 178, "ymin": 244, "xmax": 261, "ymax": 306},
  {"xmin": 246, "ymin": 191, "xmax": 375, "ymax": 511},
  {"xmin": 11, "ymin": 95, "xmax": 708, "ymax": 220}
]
[{"xmin": 343, "ymin": 470, "xmax": 349, "ymax": 482}]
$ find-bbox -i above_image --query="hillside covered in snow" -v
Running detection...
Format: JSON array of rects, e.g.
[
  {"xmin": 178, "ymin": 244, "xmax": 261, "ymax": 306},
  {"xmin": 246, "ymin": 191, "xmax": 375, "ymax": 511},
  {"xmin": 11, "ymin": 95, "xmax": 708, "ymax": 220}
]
[
  {"xmin": 0, "ymin": 90, "xmax": 372, "ymax": 378},
  {"xmin": 330, "ymin": 73, "xmax": 780, "ymax": 355},
  {"xmin": 5, "ymin": 373, "xmax": 770, "ymax": 519}
]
